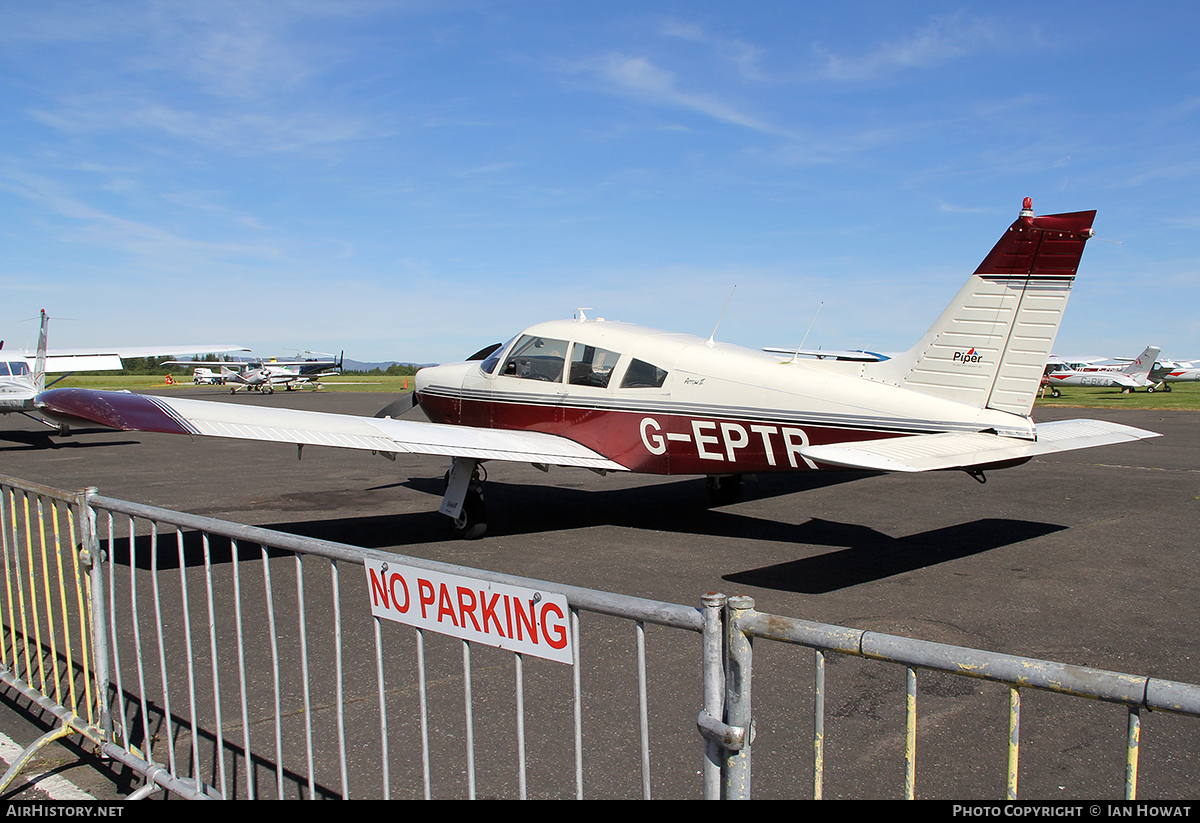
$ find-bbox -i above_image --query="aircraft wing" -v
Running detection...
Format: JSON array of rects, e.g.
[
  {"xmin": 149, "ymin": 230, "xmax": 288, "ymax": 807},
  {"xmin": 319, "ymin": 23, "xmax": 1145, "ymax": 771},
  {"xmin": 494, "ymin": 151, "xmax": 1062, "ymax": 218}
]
[
  {"xmin": 36, "ymin": 389, "xmax": 628, "ymax": 471},
  {"xmin": 796, "ymin": 419, "xmax": 1160, "ymax": 473},
  {"xmin": 36, "ymin": 345, "xmax": 250, "ymax": 374}
]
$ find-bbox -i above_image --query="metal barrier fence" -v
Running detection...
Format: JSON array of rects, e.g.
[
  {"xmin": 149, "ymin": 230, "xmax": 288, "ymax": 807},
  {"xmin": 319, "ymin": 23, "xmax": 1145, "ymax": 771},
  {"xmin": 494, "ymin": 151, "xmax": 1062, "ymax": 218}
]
[
  {"xmin": 713, "ymin": 596, "xmax": 1200, "ymax": 800},
  {"xmin": 0, "ymin": 473, "xmax": 709, "ymax": 799},
  {"xmin": 1, "ymin": 471, "xmax": 1198, "ymax": 799}
]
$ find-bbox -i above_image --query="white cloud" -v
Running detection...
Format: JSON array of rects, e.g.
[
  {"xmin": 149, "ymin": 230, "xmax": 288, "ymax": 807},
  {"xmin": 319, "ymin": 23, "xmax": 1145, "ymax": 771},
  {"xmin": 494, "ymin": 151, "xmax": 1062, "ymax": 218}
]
[{"xmin": 811, "ymin": 14, "xmax": 1008, "ymax": 82}]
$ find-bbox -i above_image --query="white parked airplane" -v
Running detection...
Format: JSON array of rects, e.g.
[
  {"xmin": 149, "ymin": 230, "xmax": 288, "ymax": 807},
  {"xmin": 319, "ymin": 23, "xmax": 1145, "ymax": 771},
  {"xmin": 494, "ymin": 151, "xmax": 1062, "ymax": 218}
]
[
  {"xmin": 1041, "ymin": 346, "xmax": 1160, "ymax": 396},
  {"xmin": 1148, "ymin": 358, "xmax": 1200, "ymax": 392},
  {"xmin": 225, "ymin": 354, "xmax": 342, "ymax": 394},
  {"xmin": 0, "ymin": 310, "xmax": 247, "ymax": 430},
  {"xmin": 37, "ymin": 199, "xmax": 1160, "ymax": 537}
]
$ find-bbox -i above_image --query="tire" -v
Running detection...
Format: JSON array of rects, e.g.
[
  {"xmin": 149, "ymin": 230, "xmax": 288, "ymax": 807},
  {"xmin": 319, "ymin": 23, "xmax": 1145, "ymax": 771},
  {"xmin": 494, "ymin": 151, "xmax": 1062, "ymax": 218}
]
[
  {"xmin": 1051, "ymin": 389, "xmax": 1061, "ymax": 398},
  {"xmin": 451, "ymin": 491, "xmax": 487, "ymax": 540},
  {"xmin": 706, "ymin": 474, "xmax": 743, "ymax": 506}
]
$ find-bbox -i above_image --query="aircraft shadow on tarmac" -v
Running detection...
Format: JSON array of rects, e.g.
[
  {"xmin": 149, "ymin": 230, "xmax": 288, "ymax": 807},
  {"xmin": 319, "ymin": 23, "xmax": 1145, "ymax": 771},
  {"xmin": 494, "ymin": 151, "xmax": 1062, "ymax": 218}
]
[
  {"xmin": 0, "ymin": 429, "xmax": 140, "ymax": 452},
  {"xmin": 723, "ymin": 517, "xmax": 1066, "ymax": 594},
  {"xmin": 102, "ymin": 471, "xmax": 1064, "ymax": 594}
]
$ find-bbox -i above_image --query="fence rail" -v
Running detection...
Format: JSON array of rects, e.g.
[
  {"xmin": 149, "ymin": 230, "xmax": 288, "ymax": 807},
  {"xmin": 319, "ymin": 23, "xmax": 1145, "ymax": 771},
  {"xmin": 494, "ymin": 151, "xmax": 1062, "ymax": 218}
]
[{"xmin": 0, "ymin": 472, "xmax": 1197, "ymax": 799}]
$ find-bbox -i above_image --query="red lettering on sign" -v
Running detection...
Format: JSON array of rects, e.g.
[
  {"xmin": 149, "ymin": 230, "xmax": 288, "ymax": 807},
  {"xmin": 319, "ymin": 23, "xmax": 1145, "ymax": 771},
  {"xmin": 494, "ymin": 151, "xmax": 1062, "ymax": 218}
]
[
  {"xmin": 481, "ymin": 592, "xmax": 505, "ymax": 637},
  {"xmin": 437, "ymin": 584, "xmax": 459, "ymax": 627},
  {"xmin": 513, "ymin": 598, "xmax": 538, "ymax": 643},
  {"xmin": 458, "ymin": 586, "xmax": 481, "ymax": 632},
  {"xmin": 540, "ymin": 602, "xmax": 568, "ymax": 650},
  {"xmin": 418, "ymin": 578, "xmax": 435, "ymax": 619},
  {"xmin": 368, "ymin": 568, "xmax": 388, "ymax": 608},
  {"xmin": 389, "ymin": 573, "xmax": 409, "ymax": 614}
]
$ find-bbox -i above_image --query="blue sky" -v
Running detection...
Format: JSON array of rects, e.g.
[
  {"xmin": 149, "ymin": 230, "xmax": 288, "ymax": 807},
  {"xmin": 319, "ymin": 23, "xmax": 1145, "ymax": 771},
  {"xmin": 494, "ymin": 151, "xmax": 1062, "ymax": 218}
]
[{"xmin": 2, "ymin": 2, "xmax": 1198, "ymax": 364}]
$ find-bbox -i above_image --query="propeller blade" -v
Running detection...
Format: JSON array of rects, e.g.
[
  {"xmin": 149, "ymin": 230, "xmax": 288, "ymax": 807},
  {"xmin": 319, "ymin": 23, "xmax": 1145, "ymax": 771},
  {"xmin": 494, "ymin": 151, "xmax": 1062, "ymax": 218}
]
[
  {"xmin": 374, "ymin": 392, "xmax": 416, "ymax": 419},
  {"xmin": 467, "ymin": 343, "xmax": 502, "ymax": 362}
]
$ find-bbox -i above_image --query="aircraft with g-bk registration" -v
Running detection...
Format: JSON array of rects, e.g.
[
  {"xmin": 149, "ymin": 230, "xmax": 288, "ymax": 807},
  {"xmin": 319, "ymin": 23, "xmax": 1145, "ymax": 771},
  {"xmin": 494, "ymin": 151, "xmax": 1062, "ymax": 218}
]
[{"xmin": 36, "ymin": 199, "xmax": 1160, "ymax": 538}]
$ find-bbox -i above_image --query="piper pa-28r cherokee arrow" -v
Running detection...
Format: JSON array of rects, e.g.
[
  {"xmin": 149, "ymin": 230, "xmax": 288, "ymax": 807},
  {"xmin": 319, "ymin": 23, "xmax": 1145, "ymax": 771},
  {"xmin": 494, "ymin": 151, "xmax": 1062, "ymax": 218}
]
[{"xmin": 38, "ymin": 199, "xmax": 1159, "ymax": 538}]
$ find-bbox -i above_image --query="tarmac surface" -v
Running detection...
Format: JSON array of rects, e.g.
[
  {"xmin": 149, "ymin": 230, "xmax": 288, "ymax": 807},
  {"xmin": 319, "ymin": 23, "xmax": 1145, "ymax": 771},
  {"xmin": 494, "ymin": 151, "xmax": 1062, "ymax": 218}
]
[{"xmin": 0, "ymin": 388, "xmax": 1196, "ymax": 800}]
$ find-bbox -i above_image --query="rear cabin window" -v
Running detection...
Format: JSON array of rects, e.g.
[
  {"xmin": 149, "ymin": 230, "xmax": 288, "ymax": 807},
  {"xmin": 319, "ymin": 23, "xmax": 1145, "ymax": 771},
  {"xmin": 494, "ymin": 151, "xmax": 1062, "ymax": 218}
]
[
  {"xmin": 502, "ymin": 335, "xmax": 569, "ymax": 382},
  {"xmin": 569, "ymin": 344, "xmax": 621, "ymax": 388},
  {"xmin": 620, "ymin": 358, "xmax": 669, "ymax": 389}
]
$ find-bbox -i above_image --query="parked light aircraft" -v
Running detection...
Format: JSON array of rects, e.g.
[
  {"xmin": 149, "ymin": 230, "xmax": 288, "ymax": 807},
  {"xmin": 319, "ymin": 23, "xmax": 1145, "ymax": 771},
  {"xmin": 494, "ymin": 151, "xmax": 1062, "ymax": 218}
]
[
  {"xmin": 0, "ymin": 310, "xmax": 247, "ymax": 430},
  {"xmin": 1041, "ymin": 346, "xmax": 1160, "ymax": 396},
  {"xmin": 1148, "ymin": 358, "xmax": 1200, "ymax": 392},
  {"xmin": 170, "ymin": 352, "xmax": 343, "ymax": 394},
  {"xmin": 36, "ymin": 199, "xmax": 1160, "ymax": 538}
]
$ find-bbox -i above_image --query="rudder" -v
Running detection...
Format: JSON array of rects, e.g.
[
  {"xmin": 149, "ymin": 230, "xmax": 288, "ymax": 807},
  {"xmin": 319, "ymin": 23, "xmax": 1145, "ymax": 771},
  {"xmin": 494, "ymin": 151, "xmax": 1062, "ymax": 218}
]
[{"xmin": 882, "ymin": 199, "xmax": 1096, "ymax": 416}]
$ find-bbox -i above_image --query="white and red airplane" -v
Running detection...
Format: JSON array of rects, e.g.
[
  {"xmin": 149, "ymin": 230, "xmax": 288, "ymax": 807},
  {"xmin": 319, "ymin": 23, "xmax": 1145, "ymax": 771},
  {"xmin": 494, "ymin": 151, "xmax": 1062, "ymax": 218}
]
[
  {"xmin": 1041, "ymin": 345, "xmax": 1160, "ymax": 396},
  {"xmin": 36, "ymin": 199, "xmax": 1159, "ymax": 538}
]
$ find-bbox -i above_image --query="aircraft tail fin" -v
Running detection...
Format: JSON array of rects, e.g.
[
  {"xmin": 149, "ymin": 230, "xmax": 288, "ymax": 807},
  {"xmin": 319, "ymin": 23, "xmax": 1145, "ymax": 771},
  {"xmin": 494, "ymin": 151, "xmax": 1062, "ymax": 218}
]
[
  {"xmin": 880, "ymin": 199, "xmax": 1096, "ymax": 417},
  {"xmin": 33, "ymin": 309, "xmax": 49, "ymax": 394},
  {"xmin": 1121, "ymin": 346, "xmax": 1160, "ymax": 382}
]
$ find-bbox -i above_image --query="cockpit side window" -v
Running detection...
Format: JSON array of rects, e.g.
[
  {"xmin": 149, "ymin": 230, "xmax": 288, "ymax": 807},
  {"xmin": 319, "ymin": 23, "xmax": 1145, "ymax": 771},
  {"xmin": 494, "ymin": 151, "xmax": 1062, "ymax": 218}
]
[
  {"xmin": 620, "ymin": 358, "xmax": 669, "ymax": 389},
  {"xmin": 502, "ymin": 335, "xmax": 569, "ymax": 382},
  {"xmin": 569, "ymin": 344, "xmax": 621, "ymax": 388},
  {"xmin": 12, "ymin": 361, "xmax": 28, "ymax": 376},
  {"xmin": 0, "ymin": 362, "xmax": 10, "ymax": 376}
]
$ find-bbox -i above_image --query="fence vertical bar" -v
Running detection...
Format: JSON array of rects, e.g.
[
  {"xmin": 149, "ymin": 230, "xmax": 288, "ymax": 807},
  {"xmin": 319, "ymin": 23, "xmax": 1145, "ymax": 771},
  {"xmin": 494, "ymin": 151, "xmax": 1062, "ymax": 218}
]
[
  {"xmin": 905, "ymin": 667, "xmax": 916, "ymax": 800},
  {"xmin": 200, "ymin": 532, "xmax": 226, "ymax": 798},
  {"xmin": 724, "ymin": 596, "xmax": 754, "ymax": 800},
  {"xmin": 571, "ymin": 607, "xmax": 583, "ymax": 800},
  {"xmin": 515, "ymin": 652, "xmax": 526, "ymax": 800},
  {"xmin": 294, "ymin": 554, "xmax": 315, "ymax": 799},
  {"xmin": 701, "ymin": 593, "xmax": 725, "ymax": 800},
  {"xmin": 814, "ymin": 648, "xmax": 825, "ymax": 800},
  {"xmin": 373, "ymin": 617, "xmax": 391, "ymax": 800},
  {"xmin": 414, "ymin": 626, "xmax": 427, "ymax": 799},
  {"xmin": 80, "ymin": 489, "xmax": 110, "ymax": 740},
  {"xmin": 0, "ymin": 486, "xmax": 15, "ymax": 673},
  {"xmin": 174, "ymin": 526, "xmax": 201, "ymax": 788},
  {"xmin": 463, "ymin": 639, "xmax": 476, "ymax": 799},
  {"xmin": 129, "ymin": 516, "xmax": 154, "ymax": 769},
  {"xmin": 1126, "ymin": 706, "xmax": 1140, "ymax": 800},
  {"xmin": 150, "ymin": 523, "xmax": 178, "ymax": 779},
  {"xmin": 229, "ymin": 538, "xmax": 254, "ymax": 800},
  {"xmin": 636, "ymin": 619, "xmax": 651, "ymax": 799},
  {"xmin": 260, "ymin": 544, "xmax": 284, "ymax": 799},
  {"xmin": 331, "ymin": 560, "xmax": 348, "ymax": 799},
  {"xmin": 1007, "ymin": 686, "xmax": 1020, "ymax": 800}
]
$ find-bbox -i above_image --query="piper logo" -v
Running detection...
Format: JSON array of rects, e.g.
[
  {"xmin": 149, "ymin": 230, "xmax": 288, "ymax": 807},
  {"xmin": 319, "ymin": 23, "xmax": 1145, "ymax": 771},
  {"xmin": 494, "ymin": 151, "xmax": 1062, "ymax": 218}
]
[{"xmin": 953, "ymin": 348, "xmax": 984, "ymax": 365}]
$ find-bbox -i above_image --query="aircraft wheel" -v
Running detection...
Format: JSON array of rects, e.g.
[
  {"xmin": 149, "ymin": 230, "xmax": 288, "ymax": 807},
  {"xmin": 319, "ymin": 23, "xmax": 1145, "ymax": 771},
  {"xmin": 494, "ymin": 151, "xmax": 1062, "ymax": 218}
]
[
  {"xmin": 1147, "ymin": 386, "xmax": 1155, "ymax": 393},
  {"xmin": 230, "ymin": 388, "xmax": 237, "ymax": 395},
  {"xmin": 451, "ymin": 491, "xmax": 487, "ymax": 540},
  {"xmin": 266, "ymin": 387, "xmax": 274, "ymax": 395},
  {"xmin": 706, "ymin": 474, "xmax": 743, "ymax": 506},
  {"xmin": 1165, "ymin": 385, "xmax": 1173, "ymax": 392},
  {"xmin": 1051, "ymin": 389, "xmax": 1061, "ymax": 398}
]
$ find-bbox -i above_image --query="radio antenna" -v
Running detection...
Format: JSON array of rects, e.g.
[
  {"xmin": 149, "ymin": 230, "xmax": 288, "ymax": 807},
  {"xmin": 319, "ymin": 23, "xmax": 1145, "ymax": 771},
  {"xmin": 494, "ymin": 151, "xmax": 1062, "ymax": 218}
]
[
  {"xmin": 792, "ymin": 301, "xmax": 824, "ymax": 362},
  {"xmin": 707, "ymin": 285, "xmax": 737, "ymax": 347}
]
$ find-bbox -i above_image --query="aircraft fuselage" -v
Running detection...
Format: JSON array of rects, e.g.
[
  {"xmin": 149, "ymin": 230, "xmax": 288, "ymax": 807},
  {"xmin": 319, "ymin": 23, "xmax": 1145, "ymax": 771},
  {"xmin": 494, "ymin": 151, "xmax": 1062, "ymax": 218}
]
[{"xmin": 414, "ymin": 319, "xmax": 1033, "ymax": 475}]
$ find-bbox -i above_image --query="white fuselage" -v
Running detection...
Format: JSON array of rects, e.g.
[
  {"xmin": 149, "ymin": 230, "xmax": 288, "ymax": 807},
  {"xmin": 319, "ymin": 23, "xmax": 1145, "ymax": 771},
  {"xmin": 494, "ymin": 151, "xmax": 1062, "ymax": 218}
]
[{"xmin": 415, "ymin": 318, "xmax": 1036, "ymax": 475}]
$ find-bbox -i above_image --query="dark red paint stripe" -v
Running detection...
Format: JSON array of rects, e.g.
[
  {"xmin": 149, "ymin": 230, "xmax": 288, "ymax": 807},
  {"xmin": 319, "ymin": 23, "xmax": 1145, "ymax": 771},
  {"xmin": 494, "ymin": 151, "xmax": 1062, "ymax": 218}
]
[{"xmin": 37, "ymin": 389, "xmax": 195, "ymax": 435}]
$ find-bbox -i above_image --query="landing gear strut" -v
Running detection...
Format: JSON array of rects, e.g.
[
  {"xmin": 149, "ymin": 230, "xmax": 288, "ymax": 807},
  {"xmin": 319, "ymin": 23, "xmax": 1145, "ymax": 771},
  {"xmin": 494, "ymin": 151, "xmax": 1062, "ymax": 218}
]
[
  {"xmin": 442, "ymin": 458, "xmax": 488, "ymax": 539},
  {"xmin": 706, "ymin": 474, "xmax": 743, "ymax": 506}
]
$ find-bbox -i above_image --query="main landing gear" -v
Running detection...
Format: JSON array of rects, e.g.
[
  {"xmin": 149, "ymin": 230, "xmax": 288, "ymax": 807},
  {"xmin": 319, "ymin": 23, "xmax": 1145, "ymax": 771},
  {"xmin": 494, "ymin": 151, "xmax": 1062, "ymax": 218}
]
[
  {"xmin": 441, "ymin": 457, "xmax": 488, "ymax": 539},
  {"xmin": 706, "ymin": 474, "xmax": 743, "ymax": 506}
]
